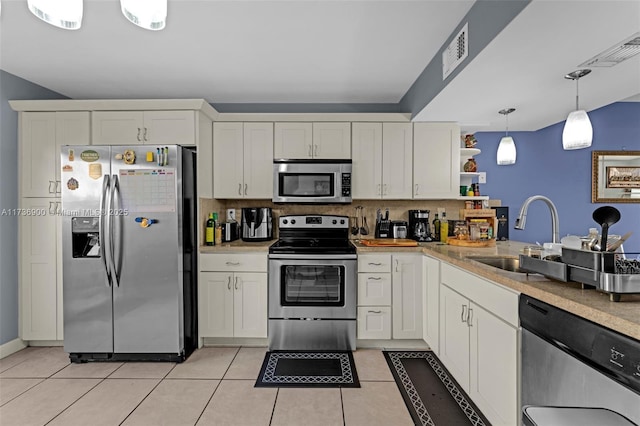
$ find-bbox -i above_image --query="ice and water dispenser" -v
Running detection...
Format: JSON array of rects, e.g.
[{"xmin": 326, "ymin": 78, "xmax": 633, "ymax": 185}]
[{"xmin": 71, "ymin": 217, "xmax": 100, "ymax": 258}]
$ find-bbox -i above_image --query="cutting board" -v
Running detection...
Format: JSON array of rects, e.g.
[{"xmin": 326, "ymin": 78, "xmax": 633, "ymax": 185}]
[{"xmin": 359, "ymin": 238, "xmax": 418, "ymax": 247}]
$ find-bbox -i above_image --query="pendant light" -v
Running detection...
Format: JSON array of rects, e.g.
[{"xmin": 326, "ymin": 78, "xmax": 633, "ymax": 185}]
[
  {"xmin": 562, "ymin": 69, "xmax": 592, "ymax": 150},
  {"xmin": 27, "ymin": 0, "xmax": 83, "ymax": 30},
  {"xmin": 120, "ymin": 0, "xmax": 167, "ymax": 31},
  {"xmin": 497, "ymin": 108, "xmax": 516, "ymax": 165}
]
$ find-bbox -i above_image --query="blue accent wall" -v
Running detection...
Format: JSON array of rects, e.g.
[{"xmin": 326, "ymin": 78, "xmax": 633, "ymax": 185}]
[
  {"xmin": 0, "ymin": 70, "xmax": 67, "ymax": 345},
  {"xmin": 475, "ymin": 102, "xmax": 640, "ymax": 254}
]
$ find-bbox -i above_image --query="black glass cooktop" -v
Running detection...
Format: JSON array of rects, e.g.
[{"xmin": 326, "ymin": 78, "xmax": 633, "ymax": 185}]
[{"xmin": 269, "ymin": 238, "xmax": 356, "ymax": 255}]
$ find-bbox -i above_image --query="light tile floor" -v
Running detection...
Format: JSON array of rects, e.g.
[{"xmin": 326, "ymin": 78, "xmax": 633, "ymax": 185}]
[{"xmin": 0, "ymin": 347, "xmax": 414, "ymax": 426}]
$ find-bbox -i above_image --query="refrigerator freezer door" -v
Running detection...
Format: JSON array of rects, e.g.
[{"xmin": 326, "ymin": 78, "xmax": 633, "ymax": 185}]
[
  {"xmin": 61, "ymin": 145, "xmax": 114, "ymax": 354},
  {"xmin": 110, "ymin": 145, "xmax": 183, "ymax": 353}
]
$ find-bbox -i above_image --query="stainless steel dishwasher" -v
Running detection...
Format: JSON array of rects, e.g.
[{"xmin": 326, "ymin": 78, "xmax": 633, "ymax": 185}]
[{"xmin": 519, "ymin": 294, "xmax": 640, "ymax": 425}]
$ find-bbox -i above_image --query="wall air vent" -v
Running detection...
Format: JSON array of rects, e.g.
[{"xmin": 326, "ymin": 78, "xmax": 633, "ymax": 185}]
[
  {"xmin": 442, "ymin": 23, "xmax": 469, "ymax": 80},
  {"xmin": 578, "ymin": 32, "xmax": 640, "ymax": 68}
]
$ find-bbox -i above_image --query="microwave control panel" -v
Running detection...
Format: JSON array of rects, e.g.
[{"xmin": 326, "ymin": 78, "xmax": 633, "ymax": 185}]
[{"xmin": 341, "ymin": 173, "xmax": 351, "ymax": 196}]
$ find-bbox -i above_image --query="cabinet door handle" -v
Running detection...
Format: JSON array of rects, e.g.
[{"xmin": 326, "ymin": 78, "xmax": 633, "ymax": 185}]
[
  {"xmin": 314, "ymin": 144, "xmax": 319, "ymax": 156},
  {"xmin": 308, "ymin": 145, "xmax": 313, "ymax": 157},
  {"xmin": 227, "ymin": 276, "xmax": 231, "ymax": 290},
  {"xmin": 368, "ymin": 276, "xmax": 382, "ymax": 281},
  {"xmin": 368, "ymin": 262, "xmax": 382, "ymax": 266},
  {"xmin": 415, "ymin": 184, "xmax": 419, "ymax": 195},
  {"xmin": 395, "ymin": 259, "xmax": 399, "ymax": 272},
  {"xmin": 383, "ymin": 184, "xmax": 388, "ymax": 195},
  {"xmin": 368, "ymin": 310, "xmax": 382, "ymax": 314},
  {"xmin": 238, "ymin": 183, "xmax": 242, "ymax": 196},
  {"xmin": 49, "ymin": 201, "xmax": 56, "ymax": 215},
  {"xmin": 49, "ymin": 180, "xmax": 55, "ymax": 194},
  {"xmin": 137, "ymin": 128, "xmax": 142, "ymax": 141},
  {"xmin": 143, "ymin": 127, "xmax": 148, "ymax": 142},
  {"xmin": 225, "ymin": 261, "xmax": 240, "ymax": 266},
  {"xmin": 461, "ymin": 304, "xmax": 468, "ymax": 323},
  {"xmin": 234, "ymin": 276, "xmax": 239, "ymax": 290},
  {"xmin": 244, "ymin": 183, "xmax": 248, "ymax": 196},
  {"xmin": 377, "ymin": 184, "xmax": 381, "ymax": 196},
  {"xmin": 467, "ymin": 308, "xmax": 474, "ymax": 327},
  {"xmin": 56, "ymin": 202, "xmax": 62, "ymax": 215}
]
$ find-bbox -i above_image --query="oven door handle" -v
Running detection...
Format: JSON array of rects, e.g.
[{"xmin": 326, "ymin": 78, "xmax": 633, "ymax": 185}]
[{"xmin": 268, "ymin": 254, "xmax": 357, "ymax": 260}]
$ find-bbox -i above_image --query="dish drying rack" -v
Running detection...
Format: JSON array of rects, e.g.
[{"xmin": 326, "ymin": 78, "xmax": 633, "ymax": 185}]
[{"xmin": 520, "ymin": 248, "xmax": 640, "ymax": 302}]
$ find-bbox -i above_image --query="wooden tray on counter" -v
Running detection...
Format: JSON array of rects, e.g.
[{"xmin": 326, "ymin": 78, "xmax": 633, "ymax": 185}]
[
  {"xmin": 447, "ymin": 238, "xmax": 496, "ymax": 247},
  {"xmin": 359, "ymin": 238, "xmax": 419, "ymax": 247}
]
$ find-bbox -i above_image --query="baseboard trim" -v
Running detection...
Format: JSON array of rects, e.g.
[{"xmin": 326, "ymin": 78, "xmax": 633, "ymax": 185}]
[
  {"xmin": 356, "ymin": 339, "xmax": 430, "ymax": 350},
  {"xmin": 0, "ymin": 338, "xmax": 27, "ymax": 359},
  {"xmin": 202, "ymin": 337, "xmax": 268, "ymax": 347}
]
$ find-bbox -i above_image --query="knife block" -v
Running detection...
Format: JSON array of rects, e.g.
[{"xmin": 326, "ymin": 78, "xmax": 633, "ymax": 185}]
[{"xmin": 375, "ymin": 219, "xmax": 391, "ymax": 238}]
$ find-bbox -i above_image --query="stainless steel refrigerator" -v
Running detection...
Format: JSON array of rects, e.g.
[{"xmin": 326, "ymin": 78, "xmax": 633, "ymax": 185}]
[{"xmin": 61, "ymin": 145, "xmax": 197, "ymax": 362}]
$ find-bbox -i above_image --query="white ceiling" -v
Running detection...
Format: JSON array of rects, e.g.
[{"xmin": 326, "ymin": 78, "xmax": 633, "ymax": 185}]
[{"xmin": 1, "ymin": 0, "xmax": 639, "ymax": 131}]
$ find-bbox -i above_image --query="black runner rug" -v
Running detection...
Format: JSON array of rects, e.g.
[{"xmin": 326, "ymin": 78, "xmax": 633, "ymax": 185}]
[
  {"xmin": 384, "ymin": 351, "xmax": 490, "ymax": 426},
  {"xmin": 255, "ymin": 350, "xmax": 360, "ymax": 388}
]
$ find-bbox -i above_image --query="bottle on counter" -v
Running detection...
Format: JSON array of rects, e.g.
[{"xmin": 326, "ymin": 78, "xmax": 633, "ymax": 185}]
[
  {"xmin": 205, "ymin": 213, "xmax": 215, "ymax": 246},
  {"xmin": 440, "ymin": 212, "xmax": 449, "ymax": 243},
  {"xmin": 213, "ymin": 212, "xmax": 222, "ymax": 245},
  {"xmin": 433, "ymin": 213, "xmax": 440, "ymax": 241}
]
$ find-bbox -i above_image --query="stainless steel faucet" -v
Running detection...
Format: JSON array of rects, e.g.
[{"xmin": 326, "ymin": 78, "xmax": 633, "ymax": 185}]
[{"xmin": 514, "ymin": 195, "xmax": 560, "ymax": 244}]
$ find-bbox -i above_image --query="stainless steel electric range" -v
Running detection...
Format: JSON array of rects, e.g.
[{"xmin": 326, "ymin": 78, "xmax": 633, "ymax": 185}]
[{"xmin": 268, "ymin": 214, "xmax": 357, "ymax": 350}]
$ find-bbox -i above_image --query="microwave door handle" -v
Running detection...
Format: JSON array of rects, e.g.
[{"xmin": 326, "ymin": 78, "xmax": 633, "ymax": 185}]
[{"xmin": 99, "ymin": 175, "xmax": 112, "ymax": 287}]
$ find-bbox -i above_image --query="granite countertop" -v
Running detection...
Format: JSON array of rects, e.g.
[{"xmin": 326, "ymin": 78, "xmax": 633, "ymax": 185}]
[
  {"xmin": 199, "ymin": 239, "xmax": 274, "ymax": 253},
  {"xmin": 353, "ymin": 239, "xmax": 640, "ymax": 341}
]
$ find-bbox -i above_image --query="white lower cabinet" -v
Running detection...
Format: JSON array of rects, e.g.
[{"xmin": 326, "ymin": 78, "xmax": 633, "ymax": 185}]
[
  {"xmin": 199, "ymin": 253, "xmax": 267, "ymax": 338},
  {"xmin": 357, "ymin": 253, "xmax": 422, "ymax": 340},
  {"xmin": 20, "ymin": 198, "xmax": 63, "ymax": 341},
  {"xmin": 439, "ymin": 263, "xmax": 519, "ymax": 426},
  {"xmin": 422, "ymin": 255, "xmax": 440, "ymax": 355}
]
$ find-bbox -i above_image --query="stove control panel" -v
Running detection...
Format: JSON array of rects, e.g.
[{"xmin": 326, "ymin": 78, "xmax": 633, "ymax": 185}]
[{"xmin": 279, "ymin": 215, "xmax": 349, "ymax": 229}]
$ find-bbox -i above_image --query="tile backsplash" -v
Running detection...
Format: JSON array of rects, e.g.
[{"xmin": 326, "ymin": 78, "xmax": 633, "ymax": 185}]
[{"xmin": 199, "ymin": 198, "xmax": 495, "ymax": 243}]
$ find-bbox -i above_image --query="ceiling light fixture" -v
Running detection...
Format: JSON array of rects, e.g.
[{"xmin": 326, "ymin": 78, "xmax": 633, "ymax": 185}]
[
  {"xmin": 120, "ymin": 0, "xmax": 167, "ymax": 31},
  {"xmin": 562, "ymin": 69, "xmax": 592, "ymax": 150},
  {"xmin": 27, "ymin": 0, "xmax": 83, "ymax": 30},
  {"xmin": 497, "ymin": 108, "xmax": 516, "ymax": 165}
]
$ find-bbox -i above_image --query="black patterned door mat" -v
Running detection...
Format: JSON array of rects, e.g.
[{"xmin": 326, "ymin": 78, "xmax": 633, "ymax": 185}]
[
  {"xmin": 384, "ymin": 351, "xmax": 490, "ymax": 426},
  {"xmin": 255, "ymin": 351, "xmax": 360, "ymax": 388}
]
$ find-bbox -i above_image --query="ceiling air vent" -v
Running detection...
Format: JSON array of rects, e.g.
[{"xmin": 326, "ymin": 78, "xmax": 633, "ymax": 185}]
[
  {"xmin": 578, "ymin": 32, "xmax": 640, "ymax": 67},
  {"xmin": 442, "ymin": 23, "xmax": 468, "ymax": 80}
]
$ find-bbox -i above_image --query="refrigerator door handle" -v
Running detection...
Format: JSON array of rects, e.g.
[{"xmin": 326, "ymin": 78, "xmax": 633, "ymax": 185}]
[
  {"xmin": 109, "ymin": 174, "xmax": 121, "ymax": 288},
  {"xmin": 100, "ymin": 175, "xmax": 112, "ymax": 287}
]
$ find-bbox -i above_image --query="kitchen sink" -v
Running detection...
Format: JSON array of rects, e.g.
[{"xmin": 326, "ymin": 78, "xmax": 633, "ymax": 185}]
[{"xmin": 466, "ymin": 256, "xmax": 525, "ymax": 273}]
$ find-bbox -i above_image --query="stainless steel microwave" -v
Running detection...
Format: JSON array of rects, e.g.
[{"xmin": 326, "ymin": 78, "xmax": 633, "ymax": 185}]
[{"xmin": 273, "ymin": 159, "xmax": 352, "ymax": 204}]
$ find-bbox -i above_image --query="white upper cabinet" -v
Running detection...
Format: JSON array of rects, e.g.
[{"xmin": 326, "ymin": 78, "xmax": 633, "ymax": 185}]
[
  {"xmin": 20, "ymin": 111, "xmax": 90, "ymax": 198},
  {"xmin": 352, "ymin": 122, "xmax": 383, "ymax": 199},
  {"xmin": 352, "ymin": 122, "xmax": 412, "ymax": 199},
  {"xmin": 413, "ymin": 123, "xmax": 460, "ymax": 199},
  {"xmin": 274, "ymin": 122, "xmax": 313, "ymax": 158},
  {"xmin": 274, "ymin": 122, "xmax": 351, "ymax": 159},
  {"xmin": 382, "ymin": 123, "xmax": 413, "ymax": 199},
  {"xmin": 312, "ymin": 122, "xmax": 351, "ymax": 159},
  {"xmin": 213, "ymin": 122, "xmax": 273, "ymax": 199},
  {"xmin": 92, "ymin": 110, "xmax": 196, "ymax": 145}
]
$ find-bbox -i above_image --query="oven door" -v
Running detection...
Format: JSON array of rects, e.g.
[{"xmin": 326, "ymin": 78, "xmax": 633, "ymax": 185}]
[{"xmin": 268, "ymin": 254, "xmax": 357, "ymax": 319}]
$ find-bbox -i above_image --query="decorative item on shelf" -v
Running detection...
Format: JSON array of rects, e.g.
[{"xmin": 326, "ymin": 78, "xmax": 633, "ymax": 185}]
[
  {"xmin": 463, "ymin": 158, "xmax": 477, "ymax": 172},
  {"xmin": 562, "ymin": 69, "xmax": 593, "ymax": 150},
  {"xmin": 497, "ymin": 108, "xmax": 517, "ymax": 165},
  {"xmin": 464, "ymin": 134, "xmax": 477, "ymax": 148}
]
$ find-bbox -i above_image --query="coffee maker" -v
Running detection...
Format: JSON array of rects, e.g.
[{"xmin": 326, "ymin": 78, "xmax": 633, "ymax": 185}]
[
  {"xmin": 241, "ymin": 207, "xmax": 273, "ymax": 242},
  {"xmin": 408, "ymin": 210, "xmax": 433, "ymax": 242}
]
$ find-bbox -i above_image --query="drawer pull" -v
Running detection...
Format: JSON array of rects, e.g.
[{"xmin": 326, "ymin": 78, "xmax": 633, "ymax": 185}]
[
  {"xmin": 368, "ymin": 310, "xmax": 382, "ymax": 314},
  {"xmin": 368, "ymin": 262, "xmax": 382, "ymax": 266},
  {"xmin": 368, "ymin": 277, "xmax": 382, "ymax": 281},
  {"xmin": 226, "ymin": 261, "xmax": 240, "ymax": 266}
]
